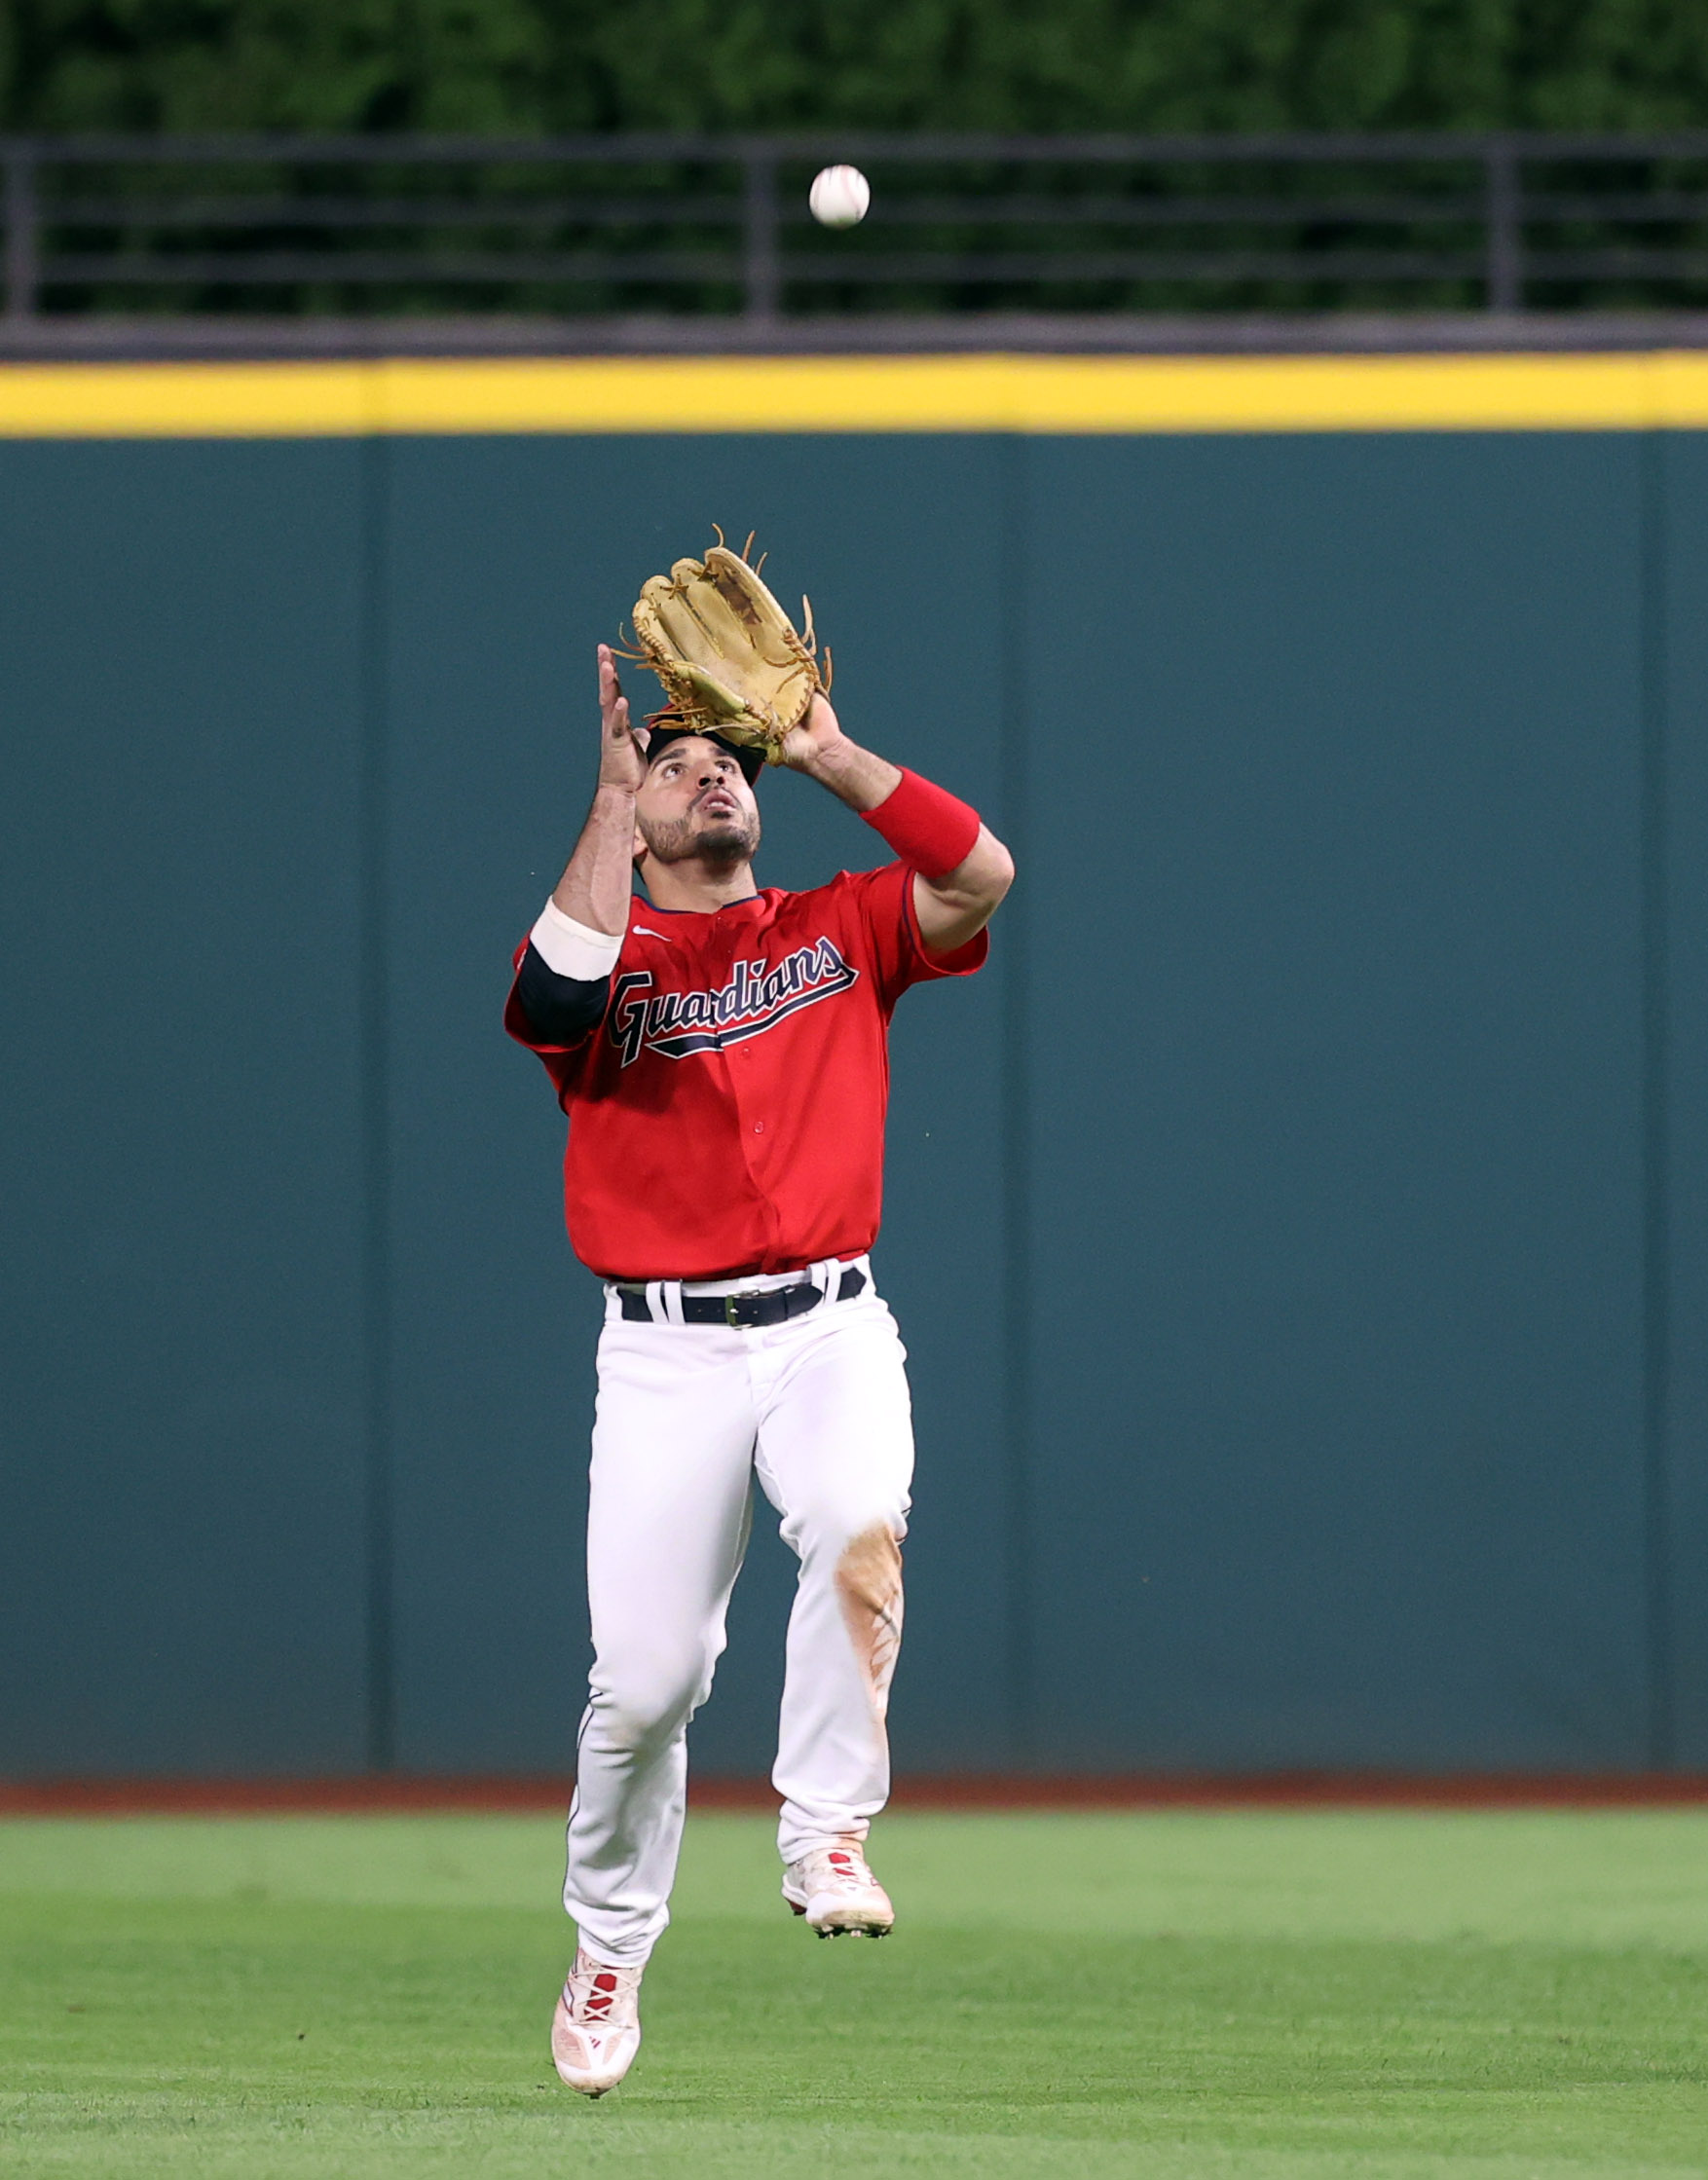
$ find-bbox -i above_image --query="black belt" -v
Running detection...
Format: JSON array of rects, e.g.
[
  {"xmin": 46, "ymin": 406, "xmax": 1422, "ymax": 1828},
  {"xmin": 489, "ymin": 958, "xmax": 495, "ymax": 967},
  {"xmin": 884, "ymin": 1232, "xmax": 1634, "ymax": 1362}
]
[{"xmin": 619, "ymin": 1265, "xmax": 867, "ymax": 1327}]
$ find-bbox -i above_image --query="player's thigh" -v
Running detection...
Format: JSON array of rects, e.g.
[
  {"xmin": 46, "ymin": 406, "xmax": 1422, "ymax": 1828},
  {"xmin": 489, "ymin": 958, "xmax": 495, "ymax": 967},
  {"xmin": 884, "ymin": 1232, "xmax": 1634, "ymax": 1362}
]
[
  {"xmin": 587, "ymin": 1322, "xmax": 758, "ymax": 1657},
  {"xmin": 754, "ymin": 1298, "xmax": 914, "ymax": 1550}
]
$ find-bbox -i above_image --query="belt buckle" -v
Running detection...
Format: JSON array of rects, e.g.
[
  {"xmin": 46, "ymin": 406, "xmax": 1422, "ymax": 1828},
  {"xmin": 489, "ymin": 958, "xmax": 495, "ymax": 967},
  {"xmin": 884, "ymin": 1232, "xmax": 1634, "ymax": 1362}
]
[{"xmin": 724, "ymin": 1291, "xmax": 748, "ymax": 1329}]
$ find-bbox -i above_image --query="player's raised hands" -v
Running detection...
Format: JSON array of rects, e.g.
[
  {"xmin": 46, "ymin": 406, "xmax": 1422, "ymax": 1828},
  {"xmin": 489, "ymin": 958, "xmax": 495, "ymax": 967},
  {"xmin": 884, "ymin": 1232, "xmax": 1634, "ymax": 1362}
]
[
  {"xmin": 778, "ymin": 691, "xmax": 846, "ymax": 773},
  {"xmin": 597, "ymin": 644, "xmax": 647, "ymax": 794}
]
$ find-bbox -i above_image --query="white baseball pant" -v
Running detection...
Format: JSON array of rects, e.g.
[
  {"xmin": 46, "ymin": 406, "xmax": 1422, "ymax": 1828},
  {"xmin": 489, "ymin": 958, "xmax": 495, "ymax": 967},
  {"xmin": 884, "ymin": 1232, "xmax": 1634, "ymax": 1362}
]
[{"xmin": 564, "ymin": 1254, "xmax": 914, "ymax": 1967}]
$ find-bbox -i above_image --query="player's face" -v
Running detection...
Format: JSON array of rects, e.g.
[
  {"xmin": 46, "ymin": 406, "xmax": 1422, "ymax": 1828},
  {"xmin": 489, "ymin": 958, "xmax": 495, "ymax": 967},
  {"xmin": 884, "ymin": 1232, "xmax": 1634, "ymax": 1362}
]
[{"xmin": 635, "ymin": 736, "xmax": 761, "ymax": 868}]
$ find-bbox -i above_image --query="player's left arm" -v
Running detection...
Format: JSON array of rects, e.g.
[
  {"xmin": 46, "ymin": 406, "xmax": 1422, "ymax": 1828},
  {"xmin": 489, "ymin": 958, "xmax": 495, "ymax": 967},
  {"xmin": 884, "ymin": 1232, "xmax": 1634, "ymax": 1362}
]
[{"xmin": 781, "ymin": 695, "xmax": 1015, "ymax": 952}]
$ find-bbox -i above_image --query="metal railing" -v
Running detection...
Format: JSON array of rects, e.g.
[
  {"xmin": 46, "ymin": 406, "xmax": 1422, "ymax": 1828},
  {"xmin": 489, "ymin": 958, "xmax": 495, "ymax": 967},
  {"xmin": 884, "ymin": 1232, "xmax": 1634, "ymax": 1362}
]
[{"xmin": 9, "ymin": 131, "xmax": 1708, "ymax": 324}]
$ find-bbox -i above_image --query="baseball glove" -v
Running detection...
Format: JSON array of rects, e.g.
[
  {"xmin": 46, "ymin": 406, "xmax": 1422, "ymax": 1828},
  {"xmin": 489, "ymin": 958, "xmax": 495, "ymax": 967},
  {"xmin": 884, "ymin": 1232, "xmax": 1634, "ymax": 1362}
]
[{"xmin": 625, "ymin": 533, "xmax": 827, "ymax": 764}]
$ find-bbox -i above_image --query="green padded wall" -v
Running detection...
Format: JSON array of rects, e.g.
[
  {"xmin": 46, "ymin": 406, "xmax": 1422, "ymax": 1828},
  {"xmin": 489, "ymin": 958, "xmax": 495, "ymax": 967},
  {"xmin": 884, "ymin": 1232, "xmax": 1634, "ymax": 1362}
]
[
  {"xmin": 0, "ymin": 442, "xmax": 371, "ymax": 1772},
  {"xmin": 3, "ymin": 424, "xmax": 1705, "ymax": 1776}
]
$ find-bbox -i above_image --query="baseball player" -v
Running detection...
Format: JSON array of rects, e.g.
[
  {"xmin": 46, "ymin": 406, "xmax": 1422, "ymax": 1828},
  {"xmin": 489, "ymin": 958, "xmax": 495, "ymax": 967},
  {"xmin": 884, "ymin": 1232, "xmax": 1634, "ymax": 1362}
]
[{"xmin": 505, "ymin": 641, "xmax": 1013, "ymax": 2097}]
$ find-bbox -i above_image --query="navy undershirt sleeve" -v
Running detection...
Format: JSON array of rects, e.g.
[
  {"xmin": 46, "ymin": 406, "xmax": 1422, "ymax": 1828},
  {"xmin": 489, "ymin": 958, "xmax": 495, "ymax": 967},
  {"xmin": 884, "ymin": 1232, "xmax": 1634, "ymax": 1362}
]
[{"xmin": 514, "ymin": 942, "xmax": 612, "ymax": 1046}]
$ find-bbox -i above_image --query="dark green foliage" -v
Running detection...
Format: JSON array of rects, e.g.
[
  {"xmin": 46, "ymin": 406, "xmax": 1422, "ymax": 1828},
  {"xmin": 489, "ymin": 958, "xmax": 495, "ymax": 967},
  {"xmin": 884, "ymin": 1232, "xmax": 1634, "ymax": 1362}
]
[{"xmin": 6, "ymin": 0, "xmax": 1708, "ymax": 137}]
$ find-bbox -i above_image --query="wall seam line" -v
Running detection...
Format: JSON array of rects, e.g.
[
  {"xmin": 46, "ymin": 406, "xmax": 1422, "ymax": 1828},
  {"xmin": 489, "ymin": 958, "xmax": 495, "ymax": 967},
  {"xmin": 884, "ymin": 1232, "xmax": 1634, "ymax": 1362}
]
[
  {"xmin": 998, "ymin": 430, "xmax": 1034, "ymax": 1770},
  {"xmin": 360, "ymin": 430, "xmax": 395, "ymax": 1774},
  {"xmin": 1641, "ymin": 425, "xmax": 1675, "ymax": 1771}
]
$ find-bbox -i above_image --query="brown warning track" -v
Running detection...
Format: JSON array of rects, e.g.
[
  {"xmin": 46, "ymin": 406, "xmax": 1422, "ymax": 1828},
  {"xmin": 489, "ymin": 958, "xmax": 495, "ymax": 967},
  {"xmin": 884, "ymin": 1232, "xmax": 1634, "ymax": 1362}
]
[{"xmin": 5, "ymin": 1773, "xmax": 1708, "ymax": 1816}]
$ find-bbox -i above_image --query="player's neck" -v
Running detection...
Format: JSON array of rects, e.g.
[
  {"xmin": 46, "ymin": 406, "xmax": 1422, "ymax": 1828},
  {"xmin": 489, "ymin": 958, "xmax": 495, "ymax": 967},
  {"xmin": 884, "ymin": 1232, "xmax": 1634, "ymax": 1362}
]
[{"xmin": 637, "ymin": 856, "xmax": 760, "ymax": 914}]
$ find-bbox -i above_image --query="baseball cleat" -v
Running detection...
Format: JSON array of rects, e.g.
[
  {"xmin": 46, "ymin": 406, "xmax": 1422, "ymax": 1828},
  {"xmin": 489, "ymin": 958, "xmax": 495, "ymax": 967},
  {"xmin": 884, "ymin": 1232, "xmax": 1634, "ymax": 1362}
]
[
  {"xmin": 781, "ymin": 1837, "xmax": 895, "ymax": 1938},
  {"xmin": 550, "ymin": 1947, "xmax": 644, "ymax": 2096}
]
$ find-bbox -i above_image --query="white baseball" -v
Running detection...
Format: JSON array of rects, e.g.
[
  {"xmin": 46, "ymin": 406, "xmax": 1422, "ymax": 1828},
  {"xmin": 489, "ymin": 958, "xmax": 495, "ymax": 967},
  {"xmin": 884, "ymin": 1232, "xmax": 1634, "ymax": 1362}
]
[{"xmin": 809, "ymin": 166, "xmax": 871, "ymax": 229}]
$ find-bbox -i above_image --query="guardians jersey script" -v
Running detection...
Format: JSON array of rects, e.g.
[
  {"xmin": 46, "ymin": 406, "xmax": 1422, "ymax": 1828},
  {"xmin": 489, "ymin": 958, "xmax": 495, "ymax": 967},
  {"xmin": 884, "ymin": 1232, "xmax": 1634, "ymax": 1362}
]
[{"xmin": 505, "ymin": 858, "xmax": 986, "ymax": 1281}]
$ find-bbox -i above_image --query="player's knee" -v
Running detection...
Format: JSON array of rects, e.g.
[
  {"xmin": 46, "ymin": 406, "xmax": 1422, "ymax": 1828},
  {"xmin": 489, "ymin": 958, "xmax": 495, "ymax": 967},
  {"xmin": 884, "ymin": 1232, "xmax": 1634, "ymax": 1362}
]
[
  {"xmin": 791, "ymin": 1500, "xmax": 907, "ymax": 1567},
  {"xmin": 589, "ymin": 1650, "xmax": 718, "ymax": 1752},
  {"xmin": 593, "ymin": 1680, "xmax": 700, "ymax": 1753}
]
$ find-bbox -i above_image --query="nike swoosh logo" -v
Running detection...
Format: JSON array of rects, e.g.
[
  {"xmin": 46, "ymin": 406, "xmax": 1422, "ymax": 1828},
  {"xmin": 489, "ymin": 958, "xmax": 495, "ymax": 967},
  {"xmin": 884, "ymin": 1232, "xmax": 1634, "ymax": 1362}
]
[{"xmin": 633, "ymin": 926, "xmax": 671, "ymax": 942}]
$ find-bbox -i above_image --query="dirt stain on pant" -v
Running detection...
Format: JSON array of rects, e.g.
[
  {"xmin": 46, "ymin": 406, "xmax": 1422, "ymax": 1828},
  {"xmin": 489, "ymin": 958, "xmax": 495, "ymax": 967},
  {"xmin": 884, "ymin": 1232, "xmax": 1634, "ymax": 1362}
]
[{"xmin": 835, "ymin": 1525, "xmax": 904, "ymax": 1723}]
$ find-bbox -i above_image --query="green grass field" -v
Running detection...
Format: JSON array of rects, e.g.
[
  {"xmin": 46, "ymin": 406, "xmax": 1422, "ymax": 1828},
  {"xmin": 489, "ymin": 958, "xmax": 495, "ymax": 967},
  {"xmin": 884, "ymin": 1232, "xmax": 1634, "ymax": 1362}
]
[{"xmin": 4, "ymin": 1809, "xmax": 1708, "ymax": 2177}]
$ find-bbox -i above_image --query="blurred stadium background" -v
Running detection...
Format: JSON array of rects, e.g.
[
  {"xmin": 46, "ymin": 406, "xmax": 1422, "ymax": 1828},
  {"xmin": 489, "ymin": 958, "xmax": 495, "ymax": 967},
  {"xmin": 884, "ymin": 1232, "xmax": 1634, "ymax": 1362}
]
[{"xmin": 6, "ymin": 0, "xmax": 1708, "ymax": 1798}]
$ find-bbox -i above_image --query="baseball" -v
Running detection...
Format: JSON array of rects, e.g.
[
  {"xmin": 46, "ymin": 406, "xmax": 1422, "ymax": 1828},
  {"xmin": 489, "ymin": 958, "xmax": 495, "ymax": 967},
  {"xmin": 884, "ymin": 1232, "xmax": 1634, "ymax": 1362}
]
[{"xmin": 809, "ymin": 166, "xmax": 871, "ymax": 229}]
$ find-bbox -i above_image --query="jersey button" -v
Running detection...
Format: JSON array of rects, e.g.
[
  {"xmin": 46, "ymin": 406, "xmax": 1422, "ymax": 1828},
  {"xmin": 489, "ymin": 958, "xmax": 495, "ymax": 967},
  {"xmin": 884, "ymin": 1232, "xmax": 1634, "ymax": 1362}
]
[{"xmin": 752, "ymin": 1122, "xmax": 764, "ymax": 1134}]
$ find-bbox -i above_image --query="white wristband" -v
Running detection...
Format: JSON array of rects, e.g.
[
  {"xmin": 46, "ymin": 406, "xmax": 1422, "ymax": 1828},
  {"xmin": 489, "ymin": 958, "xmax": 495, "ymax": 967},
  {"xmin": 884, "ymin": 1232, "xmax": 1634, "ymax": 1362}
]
[{"xmin": 530, "ymin": 899, "xmax": 624, "ymax": 979}]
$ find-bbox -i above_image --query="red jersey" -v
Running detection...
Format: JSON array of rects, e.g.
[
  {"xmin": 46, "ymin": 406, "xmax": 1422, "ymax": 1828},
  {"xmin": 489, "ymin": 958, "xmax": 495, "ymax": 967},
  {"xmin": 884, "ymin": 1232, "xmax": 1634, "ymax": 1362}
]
[{"xmin": 505, "ymin": 860, "xmax": 986, "ymax": 1281}]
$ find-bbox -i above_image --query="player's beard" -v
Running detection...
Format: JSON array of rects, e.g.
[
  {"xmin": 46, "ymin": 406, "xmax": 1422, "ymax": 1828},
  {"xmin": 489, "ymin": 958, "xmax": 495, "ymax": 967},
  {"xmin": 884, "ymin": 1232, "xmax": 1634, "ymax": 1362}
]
[{"xmin": 637, "ymin": 803, "xmax": 761, "ymax": 869}]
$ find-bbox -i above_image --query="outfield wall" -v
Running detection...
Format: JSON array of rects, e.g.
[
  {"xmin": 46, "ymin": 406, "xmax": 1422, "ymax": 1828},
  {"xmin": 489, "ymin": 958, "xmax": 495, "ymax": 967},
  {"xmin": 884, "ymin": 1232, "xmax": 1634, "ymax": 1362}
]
[{"xmin": 4, "ymin": 354, "xmax": 1708, "ymax": 1781}]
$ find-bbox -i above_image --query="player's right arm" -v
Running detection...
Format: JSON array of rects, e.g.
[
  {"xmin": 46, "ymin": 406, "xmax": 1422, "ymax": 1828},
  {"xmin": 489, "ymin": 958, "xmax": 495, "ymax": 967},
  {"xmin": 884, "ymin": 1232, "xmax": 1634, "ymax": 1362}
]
[
  {"xmin": 553, "ymin": 645, "xmax": 647, "ymax": 935},
  {"xmin": 510, "ymin": 645, "xmax": 643, "ymax": 1050}
]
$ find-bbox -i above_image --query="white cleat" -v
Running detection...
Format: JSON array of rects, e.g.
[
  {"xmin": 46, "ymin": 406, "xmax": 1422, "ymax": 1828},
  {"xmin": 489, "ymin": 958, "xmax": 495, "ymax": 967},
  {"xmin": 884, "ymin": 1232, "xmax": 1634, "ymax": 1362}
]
[
  {"xmin": 550, "ymin": 1947, "xmax": 644, "ymax": 2097},
  {"xmin": 781, "ymin": 1837, "xmax": 895, "ymax": 1939}
]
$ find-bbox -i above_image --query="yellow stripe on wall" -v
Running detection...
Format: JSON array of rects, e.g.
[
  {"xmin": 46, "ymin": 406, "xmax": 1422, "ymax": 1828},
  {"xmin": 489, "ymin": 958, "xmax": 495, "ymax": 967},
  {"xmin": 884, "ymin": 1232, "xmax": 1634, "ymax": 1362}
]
[
  {"xmin": 0, "ymin": 361, "xmax": 377, "ymax": 437},
  {"xmin": 7, "ymin": 351, "xmax": 1708, "ymax": 437}
]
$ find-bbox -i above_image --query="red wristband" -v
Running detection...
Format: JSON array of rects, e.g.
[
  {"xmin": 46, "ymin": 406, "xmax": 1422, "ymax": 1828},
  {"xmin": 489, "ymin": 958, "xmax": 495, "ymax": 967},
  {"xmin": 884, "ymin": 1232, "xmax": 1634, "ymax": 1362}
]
[{"xmin": 859, "ymin": 768, "xmax": 982, "ymax": 879}]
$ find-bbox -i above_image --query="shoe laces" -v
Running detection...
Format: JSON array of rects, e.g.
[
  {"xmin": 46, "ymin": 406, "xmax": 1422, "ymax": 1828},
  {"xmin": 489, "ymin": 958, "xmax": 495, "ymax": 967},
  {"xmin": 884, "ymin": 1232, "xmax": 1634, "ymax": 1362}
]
[
  {"xmin": 804, "ymin": 1838, "xmax": 878, "ymax": 1893},
  {"xmin": 566, "ymin": 1949, "xmax": 642, "ymax": 2030}
]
